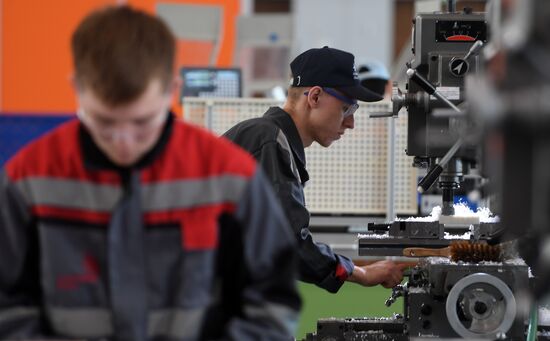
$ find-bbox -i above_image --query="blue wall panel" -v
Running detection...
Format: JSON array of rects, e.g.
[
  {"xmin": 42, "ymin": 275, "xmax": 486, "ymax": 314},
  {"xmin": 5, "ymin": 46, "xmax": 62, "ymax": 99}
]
[{"xmin": 0, "ymin": 114, "xmax": 73, "ymax": 166}]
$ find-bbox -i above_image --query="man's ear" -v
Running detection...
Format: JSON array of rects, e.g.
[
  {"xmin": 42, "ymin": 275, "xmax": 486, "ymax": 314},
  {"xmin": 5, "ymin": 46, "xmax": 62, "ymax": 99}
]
[
  {"xmin": 69, "ymin": 74, "xmax": 82, "ymax": 93},
  {"xmin": 307, "ymin": 86, "xmax": 322, "ymax": 108},
  {"xmin": 168, "ymin": 75, "xmax": 182, "ymax": 99},
  {"xmin": 70, "ymin": 74, "xmax": 90, "ymax": 100},
  {"xmin": 70, "ymin": 74, "xmax": 85, "ymax": 111}
]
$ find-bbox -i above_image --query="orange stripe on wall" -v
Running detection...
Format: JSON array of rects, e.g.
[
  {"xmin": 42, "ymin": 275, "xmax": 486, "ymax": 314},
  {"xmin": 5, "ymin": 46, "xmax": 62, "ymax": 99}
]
[
  {"xmin": 2, "ymin": 0, "xmax": 115, "ymax": 113},
  {"xmin": 130, "ymin": 0, "xmax": 239, "ymax": 67},
  {"xmin": 176, "ymin": 41, "xmax": 214, "ymax": 67},
  {"xmin": 1, "ymin": 0, "xmax": 239, "ymax": 114}
]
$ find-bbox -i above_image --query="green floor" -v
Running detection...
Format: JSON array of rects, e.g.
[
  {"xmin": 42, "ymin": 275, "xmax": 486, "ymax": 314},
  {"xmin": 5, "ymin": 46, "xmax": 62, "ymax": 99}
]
[{"xmin": 296, "ymin": 282, "xmax": 404, "ymax": 340}]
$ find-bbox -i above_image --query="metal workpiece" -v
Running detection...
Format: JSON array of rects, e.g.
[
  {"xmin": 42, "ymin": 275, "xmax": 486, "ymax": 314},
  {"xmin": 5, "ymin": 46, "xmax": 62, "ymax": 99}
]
[
  {"xmin": 360, "ymin": 221, "xmax": 446, "ymax": 256},
  {"xmin": 359, "ymin": 220, "xmax": 503, "ymax": 257}
]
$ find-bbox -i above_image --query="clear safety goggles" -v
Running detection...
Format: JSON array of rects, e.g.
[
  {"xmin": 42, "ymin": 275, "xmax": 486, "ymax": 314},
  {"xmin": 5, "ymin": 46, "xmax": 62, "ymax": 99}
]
[
  {"xmin": 77, "ymin": 108, "xmax": 167, "ymax": 142},
  {"xmin": 304, "ymin": 87, "xmax": 359, "ymax": 118}
]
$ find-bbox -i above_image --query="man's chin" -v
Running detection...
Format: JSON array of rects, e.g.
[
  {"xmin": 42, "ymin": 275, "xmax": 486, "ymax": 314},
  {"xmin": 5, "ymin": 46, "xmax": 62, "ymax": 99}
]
[
  {"xmin": 321, "ymin": 135, "xmax": 342, "ymax": 147},
  {"xmin": 318, "ymin": 140, "xmax": 333, "ymax": 148},
  {"xmin": 110, "ymin": 154, "xmax": 139, "ymax": 167}
]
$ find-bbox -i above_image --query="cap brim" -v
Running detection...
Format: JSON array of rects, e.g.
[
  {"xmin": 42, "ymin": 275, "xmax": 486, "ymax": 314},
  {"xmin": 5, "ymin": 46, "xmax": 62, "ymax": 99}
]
[{"xmin": 338, "ymin": 85, "xmax": 384, "ymax": 102}]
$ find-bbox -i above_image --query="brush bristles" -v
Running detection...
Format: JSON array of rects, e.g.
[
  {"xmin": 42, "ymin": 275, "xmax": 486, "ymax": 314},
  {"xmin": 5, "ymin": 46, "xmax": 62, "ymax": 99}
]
[{"xmin": 450, "ymin": 241, "xmax": 501, "ymax": 262}]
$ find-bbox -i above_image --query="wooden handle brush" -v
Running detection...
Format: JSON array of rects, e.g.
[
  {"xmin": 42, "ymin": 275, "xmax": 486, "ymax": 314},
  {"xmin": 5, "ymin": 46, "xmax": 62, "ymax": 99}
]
[{"xmin": 403, "ymin": 241, "xmax": 503, "ymax": 262}]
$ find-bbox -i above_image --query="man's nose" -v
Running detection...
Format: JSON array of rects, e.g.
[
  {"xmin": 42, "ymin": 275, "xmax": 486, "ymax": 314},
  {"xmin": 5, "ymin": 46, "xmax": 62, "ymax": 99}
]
[
  {"xmin": 343, "ymin": 114, "xmax": 355, "ymax": 129},
  {"xmin": 110, "ymin": 130, "xmax": 135, "ymax": 144}
]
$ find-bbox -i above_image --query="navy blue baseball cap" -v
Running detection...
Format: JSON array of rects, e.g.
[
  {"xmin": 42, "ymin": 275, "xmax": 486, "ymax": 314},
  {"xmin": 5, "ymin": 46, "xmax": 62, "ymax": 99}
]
[{"xmin": 289, "ymin": 46, "xmax": 383, "ymax": 102}]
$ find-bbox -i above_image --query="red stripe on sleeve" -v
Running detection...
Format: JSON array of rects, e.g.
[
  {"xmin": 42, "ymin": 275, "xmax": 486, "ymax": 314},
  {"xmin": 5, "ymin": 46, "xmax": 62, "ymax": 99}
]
[
  {"xmin": 32, "ymin": 206, "xmax": 111, "ymax": 225},
  {"xmin": 335, "ymin": 263, "xmax": 349, "ymax": 282}
]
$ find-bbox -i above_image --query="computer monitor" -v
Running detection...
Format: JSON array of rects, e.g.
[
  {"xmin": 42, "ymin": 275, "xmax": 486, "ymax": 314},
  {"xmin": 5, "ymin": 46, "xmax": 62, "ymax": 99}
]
[{"xmin": 180, "ymin": 67, "xmax": 242, "ymax": 99}]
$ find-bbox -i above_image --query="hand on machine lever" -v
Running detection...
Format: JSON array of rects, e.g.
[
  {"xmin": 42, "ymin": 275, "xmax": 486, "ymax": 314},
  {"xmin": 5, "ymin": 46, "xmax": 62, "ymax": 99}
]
[{"xmin": 347, "ymin": 260, "xmax": 415, "ymax": 288}]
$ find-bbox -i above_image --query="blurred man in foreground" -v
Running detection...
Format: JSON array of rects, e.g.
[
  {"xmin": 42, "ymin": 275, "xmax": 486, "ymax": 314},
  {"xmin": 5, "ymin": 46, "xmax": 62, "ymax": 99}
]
[{"xmin": 0, "ymin": 6, "xmax": 300, "ymax": 340}]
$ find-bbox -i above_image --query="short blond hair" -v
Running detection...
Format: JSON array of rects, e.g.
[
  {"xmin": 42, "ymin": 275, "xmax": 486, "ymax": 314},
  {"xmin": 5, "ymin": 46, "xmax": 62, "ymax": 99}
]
[{"xmin": 286, "ymin": 87, "xmax": 309, "ymax": 107}]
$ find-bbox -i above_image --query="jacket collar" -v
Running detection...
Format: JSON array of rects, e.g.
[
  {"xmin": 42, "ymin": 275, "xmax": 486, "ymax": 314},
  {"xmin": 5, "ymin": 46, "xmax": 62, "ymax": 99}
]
[
  {"xmin": 79, "ymin": 112, "xmax": 174, "ymax": 172},
  {"xmin": 264, "ymin": 107, "xmax": 309, "ymax": 183}
]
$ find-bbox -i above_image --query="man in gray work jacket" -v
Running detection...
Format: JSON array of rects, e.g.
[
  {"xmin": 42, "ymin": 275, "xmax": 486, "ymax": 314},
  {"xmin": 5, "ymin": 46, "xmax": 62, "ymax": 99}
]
[
  {"xmin": 224, "ymin": 47, "xmax": 408, "ymax": 293},
  {"xmin": 0, "ymin": 6, "xmax": 300, "ymax": 340}
]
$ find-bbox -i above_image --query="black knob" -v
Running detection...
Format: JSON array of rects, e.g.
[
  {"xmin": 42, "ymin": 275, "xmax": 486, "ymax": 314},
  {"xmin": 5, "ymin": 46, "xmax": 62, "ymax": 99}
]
[
  {"xmin": 420, "ymin": 303, "xmax": 432, "ymax": 315},
  {"xmin": 474, "ymin": 301, "xmax": 488, "ymax": 314}
]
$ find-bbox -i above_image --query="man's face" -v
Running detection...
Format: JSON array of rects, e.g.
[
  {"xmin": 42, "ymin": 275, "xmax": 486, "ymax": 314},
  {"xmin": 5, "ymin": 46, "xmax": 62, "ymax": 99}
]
[
  {"xmin": 76, "ymin": 79, "xmax": 172, "ymax": 167},
  {"xmin": 308, "ymin": 88, "xmax": 356, "ymax": 147}
]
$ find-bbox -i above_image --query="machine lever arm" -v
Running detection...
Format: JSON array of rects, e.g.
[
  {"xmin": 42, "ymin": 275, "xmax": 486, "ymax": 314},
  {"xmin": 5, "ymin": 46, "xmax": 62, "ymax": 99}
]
[
  {"xmin": 368, "ymin": 111, "xmax": 395, "ymax": 118},
  {"xmin": 417, "ymin": 138, "xmax": 464, "ymax": 193},
  {"xmin": 406, "ymin": 68, "xmax": 461, "ymax": 113},
  {"xmin": 463, "ymin": 40, "xmax": 484, "ymax": 60},
  {"xmin": 417, "ymin": 165, "xmax": 443, "ymax": 193}
]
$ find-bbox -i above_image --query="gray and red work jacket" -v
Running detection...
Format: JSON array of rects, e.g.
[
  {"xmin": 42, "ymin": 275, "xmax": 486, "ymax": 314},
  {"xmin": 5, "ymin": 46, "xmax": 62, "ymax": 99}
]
[
  {"xmin": 0, "ymin": 114, "xmax": 301, "ymax": 340},
  {"xmin": 223, "ymin": 107, "xmax": 355, "ymax": 293}
]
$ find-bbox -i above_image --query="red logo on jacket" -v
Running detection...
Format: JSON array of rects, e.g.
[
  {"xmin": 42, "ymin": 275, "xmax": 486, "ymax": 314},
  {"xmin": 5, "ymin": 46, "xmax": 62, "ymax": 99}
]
[{"xmin": 56, "ymin": 254, "xmax": 99, "ymax": 290}]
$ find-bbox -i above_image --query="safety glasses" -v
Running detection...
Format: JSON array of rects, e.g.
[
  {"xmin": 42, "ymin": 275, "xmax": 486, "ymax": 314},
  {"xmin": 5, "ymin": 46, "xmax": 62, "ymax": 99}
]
[
  {"xmin": 304, "ymin": 87, "xmax": 359, "ymax": 118},
  {"xmin": 77, "ymin": 108, "xmax": 167, "ymax": 142}
]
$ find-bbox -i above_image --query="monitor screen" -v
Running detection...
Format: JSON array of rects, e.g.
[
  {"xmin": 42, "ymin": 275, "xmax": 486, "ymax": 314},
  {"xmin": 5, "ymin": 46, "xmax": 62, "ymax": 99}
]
[{"xmin": 180, "ymin": 67, "xmax": 242, "ymax": 99}]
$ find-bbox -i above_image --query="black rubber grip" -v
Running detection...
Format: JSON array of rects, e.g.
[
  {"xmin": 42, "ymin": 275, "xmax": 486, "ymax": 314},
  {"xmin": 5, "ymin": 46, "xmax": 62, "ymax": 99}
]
[
  {"xmin": 409, "ymin": 71, "xmax": 437, "ymax": 95},
  {"xmin": 418, "ymin": 165, "xmax": 443, "ymax": 192}
]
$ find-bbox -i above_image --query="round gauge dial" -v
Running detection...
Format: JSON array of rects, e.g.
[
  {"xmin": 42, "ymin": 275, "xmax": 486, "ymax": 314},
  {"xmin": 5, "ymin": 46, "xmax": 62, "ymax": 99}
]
[{"xmin": 436, "ymin": 20, "xmax": 487, "ymax": 43}]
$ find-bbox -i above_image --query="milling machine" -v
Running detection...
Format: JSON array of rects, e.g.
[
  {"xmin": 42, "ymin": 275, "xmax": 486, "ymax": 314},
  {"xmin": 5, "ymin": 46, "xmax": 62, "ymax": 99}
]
[{"xmin": 305, "ymin": 1, "xmax": 550, "ymax": 339}]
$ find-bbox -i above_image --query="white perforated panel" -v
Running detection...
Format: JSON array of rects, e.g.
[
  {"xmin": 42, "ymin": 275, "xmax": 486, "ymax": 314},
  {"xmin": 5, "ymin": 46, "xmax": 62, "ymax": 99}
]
[
  {"xmin": 393, "ymin": 110, "xmax": 417, "ymax": 215},
  {"xmin": 182, "ymin": 97, "xmax": 417, "ymax": 215}
]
